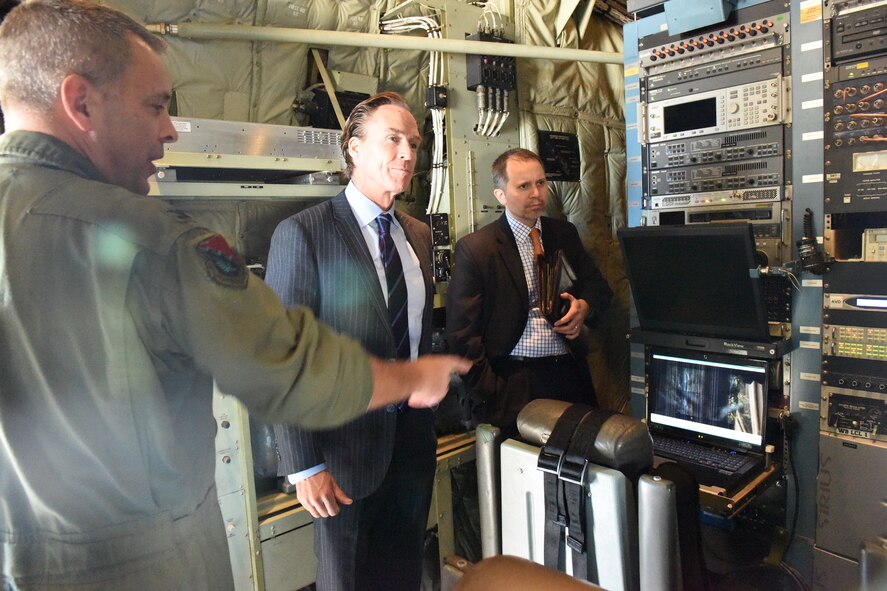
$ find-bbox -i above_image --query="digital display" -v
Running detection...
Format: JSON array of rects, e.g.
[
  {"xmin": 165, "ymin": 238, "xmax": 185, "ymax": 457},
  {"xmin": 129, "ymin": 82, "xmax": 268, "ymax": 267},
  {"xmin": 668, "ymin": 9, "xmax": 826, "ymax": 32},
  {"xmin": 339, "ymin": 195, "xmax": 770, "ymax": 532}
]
[
  {"xmin": 857, "ymin": 298, "xmax": 887, "ymax": 308},
  {"xmin": 663, "ymin": 97, "xmax": 718, "ymax": 134},
  {"xmin": 648, "ymin": 350, "xmax": 767, "ymax": 448}
]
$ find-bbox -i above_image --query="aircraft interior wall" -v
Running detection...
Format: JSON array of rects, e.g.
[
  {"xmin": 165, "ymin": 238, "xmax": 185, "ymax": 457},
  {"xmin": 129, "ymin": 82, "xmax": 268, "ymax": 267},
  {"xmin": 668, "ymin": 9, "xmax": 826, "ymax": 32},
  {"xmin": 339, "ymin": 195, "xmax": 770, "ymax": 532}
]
[{"xmin": 12, "ymin": 0, "xmax": 878, "ymax": 588}]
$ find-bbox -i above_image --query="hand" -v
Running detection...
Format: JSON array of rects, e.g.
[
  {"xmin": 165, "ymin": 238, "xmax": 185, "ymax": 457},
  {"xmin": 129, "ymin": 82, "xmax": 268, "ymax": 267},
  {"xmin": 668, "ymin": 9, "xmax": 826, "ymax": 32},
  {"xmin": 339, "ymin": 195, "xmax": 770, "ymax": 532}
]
[
  {"xmin": 295, "ymin": 470, "xmax": 352, "ymax": 518},
  {"xmin": 553, "ymin": 294, "xmax": 589, "ymax": 340},
  {"xmin": 406, "ymin": 355, "xmax": 472, "ymax": 409},
  {"xmin": 368, "ymin": 355, "xmax": 471, "ymax": 411}
]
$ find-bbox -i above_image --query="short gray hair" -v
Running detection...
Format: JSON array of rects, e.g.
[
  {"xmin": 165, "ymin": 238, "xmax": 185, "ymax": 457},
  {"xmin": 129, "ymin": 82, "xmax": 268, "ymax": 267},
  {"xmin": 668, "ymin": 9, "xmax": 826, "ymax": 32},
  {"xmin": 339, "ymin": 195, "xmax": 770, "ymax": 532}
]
[
  {"xmin": 491, "ymin": 148, "xmax": 544, "ymax": 191},
  {"xmin": 0, "ymin": 0, "xmax": 165, "ymax": 112}
]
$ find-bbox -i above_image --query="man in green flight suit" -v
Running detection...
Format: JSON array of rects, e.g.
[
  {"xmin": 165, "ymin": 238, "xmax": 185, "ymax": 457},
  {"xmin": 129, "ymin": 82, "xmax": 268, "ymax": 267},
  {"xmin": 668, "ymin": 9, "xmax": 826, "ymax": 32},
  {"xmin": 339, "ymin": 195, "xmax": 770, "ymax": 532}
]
[{"xmin": 0, "ymin": 1, "xmax": 469, "ymax": 589}]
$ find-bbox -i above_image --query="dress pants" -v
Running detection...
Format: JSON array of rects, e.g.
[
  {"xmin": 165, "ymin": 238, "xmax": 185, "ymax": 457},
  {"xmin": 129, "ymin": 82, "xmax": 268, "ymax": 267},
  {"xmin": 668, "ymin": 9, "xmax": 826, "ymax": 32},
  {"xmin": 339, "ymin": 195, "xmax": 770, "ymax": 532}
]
[
  {"xmin": 489, "ymin": 354, "xmax": 597, "ymax": 440},
  {"xmin": 313, "ymin": 407, "xmax": 437, "ymax": 591}
]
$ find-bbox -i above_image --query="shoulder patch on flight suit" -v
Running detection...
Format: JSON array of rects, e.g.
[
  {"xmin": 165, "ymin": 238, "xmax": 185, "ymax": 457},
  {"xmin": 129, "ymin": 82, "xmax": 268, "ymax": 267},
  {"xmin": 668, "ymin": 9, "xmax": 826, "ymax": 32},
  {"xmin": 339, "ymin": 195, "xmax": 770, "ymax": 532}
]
[{"xmin": 197, "ymin": 234, "xmax": 248, "ymax": 289}]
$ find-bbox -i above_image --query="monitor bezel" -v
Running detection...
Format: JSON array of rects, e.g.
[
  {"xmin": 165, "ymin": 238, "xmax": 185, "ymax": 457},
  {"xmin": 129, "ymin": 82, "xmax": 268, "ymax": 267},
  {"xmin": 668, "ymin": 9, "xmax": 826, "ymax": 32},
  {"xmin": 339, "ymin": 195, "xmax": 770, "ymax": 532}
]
[{"xmin": 617, "ymin": 222, "xmax": 771, "ymax": 341}]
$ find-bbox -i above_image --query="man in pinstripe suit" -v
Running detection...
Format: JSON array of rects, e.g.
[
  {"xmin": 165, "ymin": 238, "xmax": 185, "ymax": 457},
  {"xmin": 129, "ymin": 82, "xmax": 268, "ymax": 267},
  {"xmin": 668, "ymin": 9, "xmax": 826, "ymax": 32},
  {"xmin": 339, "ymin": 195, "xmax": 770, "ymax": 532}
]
[{"xmin": 266, "ymin": 92, "xmax": 435, "ymax": 591}]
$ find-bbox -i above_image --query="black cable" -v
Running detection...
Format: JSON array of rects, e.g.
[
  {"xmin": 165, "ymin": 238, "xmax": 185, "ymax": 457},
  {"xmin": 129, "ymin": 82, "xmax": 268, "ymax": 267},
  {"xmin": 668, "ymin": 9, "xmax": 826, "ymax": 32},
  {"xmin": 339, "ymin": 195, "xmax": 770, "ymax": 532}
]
[
  {"xmin": 779, "ymin": 561, "xmax": 811, "ymax": 591},
  {"xmin": 795, "ymin": 208, "xmax": 827, "ymax": 275},
  {"xmin": 783, "ymin": 414, "xmax": 800, "ymax": 557},
  {"xmin": 702, "ymin": 416, "xmax": 805, "ymax": 588}
]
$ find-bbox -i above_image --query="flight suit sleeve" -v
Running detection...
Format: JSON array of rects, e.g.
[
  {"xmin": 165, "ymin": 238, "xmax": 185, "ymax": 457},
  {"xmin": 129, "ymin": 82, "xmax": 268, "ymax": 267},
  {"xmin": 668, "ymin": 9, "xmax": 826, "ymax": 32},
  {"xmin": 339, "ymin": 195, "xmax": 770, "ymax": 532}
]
[{"xmin": 155, "ymin": 228, "xmax": 374, "ymax": 429}]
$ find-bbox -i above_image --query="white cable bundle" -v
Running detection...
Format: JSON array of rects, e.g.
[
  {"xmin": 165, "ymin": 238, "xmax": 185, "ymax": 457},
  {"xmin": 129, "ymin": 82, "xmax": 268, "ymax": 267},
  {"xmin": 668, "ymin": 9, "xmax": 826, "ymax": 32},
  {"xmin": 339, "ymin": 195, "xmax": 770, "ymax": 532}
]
[{"xmin": 379, "ymin": 12, "xmax": 447, "ymax": 213}]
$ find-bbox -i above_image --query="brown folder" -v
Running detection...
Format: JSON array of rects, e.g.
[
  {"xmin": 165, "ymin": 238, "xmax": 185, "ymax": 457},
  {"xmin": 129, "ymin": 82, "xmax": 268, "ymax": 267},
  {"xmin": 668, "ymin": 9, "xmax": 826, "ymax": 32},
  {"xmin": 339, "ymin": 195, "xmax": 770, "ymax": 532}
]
[{"xmin": 538, "ymin": 249, "xmax": 576, "ymax": 324}]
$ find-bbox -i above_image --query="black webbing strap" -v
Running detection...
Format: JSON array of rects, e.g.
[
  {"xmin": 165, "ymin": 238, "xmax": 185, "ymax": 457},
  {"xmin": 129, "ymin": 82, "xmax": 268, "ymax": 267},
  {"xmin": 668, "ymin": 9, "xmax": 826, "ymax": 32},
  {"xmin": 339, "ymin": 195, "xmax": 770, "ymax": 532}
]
[
  {"xmin": 560, "ymin": 409, "xmax": 617, "ymax": 583},
  {"xmin": 538, "ymin": 403, "xmax": 593, "ymax": 570}
]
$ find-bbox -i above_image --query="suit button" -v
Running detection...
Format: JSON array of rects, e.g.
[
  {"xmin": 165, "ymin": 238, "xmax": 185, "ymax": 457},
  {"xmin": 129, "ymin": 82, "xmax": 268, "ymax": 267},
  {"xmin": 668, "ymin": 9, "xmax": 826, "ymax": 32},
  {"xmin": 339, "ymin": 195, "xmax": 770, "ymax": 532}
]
[{"xmin": 386, "ymin": 404, "xmax": 398, "ymax": 413}]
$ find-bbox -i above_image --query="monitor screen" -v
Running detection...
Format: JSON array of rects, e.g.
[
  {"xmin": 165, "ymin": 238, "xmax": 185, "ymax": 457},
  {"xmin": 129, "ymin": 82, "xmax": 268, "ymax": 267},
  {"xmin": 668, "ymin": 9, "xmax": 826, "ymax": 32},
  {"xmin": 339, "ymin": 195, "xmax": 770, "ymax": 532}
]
[
  {"xmin": 663, "ymin": 97, "xmax": 717, "ymax": 134},
  {"xmin": 617, "ymin": 223, "xmax": 770, "ymax": 341},
  {"xmin": 647, "ymin": 348, "xmax": 768, "ymax": 450}
]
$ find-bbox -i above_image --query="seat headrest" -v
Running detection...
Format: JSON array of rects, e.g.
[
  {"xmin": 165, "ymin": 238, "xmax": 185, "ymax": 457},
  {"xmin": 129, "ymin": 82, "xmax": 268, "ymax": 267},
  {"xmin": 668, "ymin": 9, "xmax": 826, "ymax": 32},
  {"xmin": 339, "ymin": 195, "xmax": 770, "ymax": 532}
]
[{"xmin": 517, "ymin": 399, "xmax": 654, "ymax": 481}]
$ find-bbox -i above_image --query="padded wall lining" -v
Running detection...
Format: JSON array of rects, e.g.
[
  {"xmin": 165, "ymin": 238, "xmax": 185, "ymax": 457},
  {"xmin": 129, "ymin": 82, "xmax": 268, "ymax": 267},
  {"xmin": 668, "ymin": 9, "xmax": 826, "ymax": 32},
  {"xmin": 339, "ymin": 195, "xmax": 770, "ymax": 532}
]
[
  {"xmin": 516, "ymin": 1, "xmax": 629, "ymax": 412},
  {"xmin": 108, "ymin": 0, "xmax": 628, "ymax": 410}
]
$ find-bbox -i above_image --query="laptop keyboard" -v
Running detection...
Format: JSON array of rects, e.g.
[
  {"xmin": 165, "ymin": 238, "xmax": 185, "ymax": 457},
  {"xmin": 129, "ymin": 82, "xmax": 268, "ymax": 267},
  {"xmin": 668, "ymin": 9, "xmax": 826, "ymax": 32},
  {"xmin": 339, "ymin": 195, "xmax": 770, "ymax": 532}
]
[{"xmin": 652, "ymin": 435, "xmax": 747, "ymax": 473}]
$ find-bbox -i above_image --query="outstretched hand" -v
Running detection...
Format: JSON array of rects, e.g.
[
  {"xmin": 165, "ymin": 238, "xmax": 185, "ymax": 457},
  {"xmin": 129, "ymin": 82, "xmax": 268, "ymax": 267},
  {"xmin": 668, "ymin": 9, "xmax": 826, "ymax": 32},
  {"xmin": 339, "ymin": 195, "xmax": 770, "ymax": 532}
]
[
  {"xmin": 406, "ymin": 355, "xmax": 472, "ymax": 408},
  {"xmin": 368, "ymin": 355, "xmax": 471, "ymax": 411}
]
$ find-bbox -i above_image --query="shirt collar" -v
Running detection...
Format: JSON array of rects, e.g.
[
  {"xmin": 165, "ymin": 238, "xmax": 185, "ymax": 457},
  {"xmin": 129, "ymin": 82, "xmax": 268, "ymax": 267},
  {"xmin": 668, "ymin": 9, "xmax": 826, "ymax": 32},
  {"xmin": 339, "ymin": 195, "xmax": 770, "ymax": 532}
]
[
  {"xmin": 345, "ymin": 181, "xmax": 398, "ymax": 229},
  {"xmin": 0, "ymin": 130, "xmax": 106, "ymax": 184},
  {"xmin": 505, "ymin": 209, "xmax": 541, "ymax": 242}
]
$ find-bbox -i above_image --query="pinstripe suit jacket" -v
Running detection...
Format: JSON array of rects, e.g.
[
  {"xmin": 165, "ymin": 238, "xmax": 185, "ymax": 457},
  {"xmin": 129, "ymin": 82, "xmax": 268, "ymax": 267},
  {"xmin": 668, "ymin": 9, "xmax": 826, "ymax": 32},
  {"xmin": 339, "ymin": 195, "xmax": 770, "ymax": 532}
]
[{"xmin": 265, "ymin": 191, "xmax": 435, "ymax": 499}]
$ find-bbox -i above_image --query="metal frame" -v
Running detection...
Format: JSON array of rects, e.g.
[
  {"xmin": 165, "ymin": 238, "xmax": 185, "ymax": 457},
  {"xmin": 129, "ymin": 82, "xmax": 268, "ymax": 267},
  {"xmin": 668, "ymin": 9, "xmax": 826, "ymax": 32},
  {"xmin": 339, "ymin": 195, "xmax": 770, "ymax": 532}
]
[
  {"xmin": 214, "ymin": 389, "xmax": 267, "ymax": 591},
  {"xmin": 213, "ymin": 387, "xmax": 478, "ymax": 590}
]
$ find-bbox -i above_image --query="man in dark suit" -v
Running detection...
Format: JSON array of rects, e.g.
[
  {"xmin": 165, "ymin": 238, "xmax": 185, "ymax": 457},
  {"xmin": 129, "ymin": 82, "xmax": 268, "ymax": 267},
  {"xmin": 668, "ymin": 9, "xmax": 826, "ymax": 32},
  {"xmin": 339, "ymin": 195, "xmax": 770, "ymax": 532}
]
[
  {"xmin": 265, "ymin": 92, "xmax": 435, "ymax": 591},
  {"xmin": 447, "ymin": 148, "xmax": 613, "ymax": 438}
]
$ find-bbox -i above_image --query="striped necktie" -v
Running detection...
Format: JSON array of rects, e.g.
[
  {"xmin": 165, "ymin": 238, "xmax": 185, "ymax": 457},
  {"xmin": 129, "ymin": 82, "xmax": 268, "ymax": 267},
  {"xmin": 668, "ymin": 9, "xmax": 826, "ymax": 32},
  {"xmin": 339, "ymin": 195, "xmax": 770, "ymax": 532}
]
[{"xmin": 376, "ymin": 213, "xmax": 411, "ymax": 359}]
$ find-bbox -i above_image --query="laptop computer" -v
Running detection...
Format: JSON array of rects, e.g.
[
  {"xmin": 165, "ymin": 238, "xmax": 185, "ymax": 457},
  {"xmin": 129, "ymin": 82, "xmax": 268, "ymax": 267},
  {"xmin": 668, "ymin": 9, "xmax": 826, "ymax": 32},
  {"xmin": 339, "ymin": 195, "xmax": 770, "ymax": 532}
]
[
  {"xmin": 646, "ymin": 347, "xmax": 770, "ymax": 492},
  {"xmin": 617, "ymin": 223, "xmax": 772, "ymax": 342}
]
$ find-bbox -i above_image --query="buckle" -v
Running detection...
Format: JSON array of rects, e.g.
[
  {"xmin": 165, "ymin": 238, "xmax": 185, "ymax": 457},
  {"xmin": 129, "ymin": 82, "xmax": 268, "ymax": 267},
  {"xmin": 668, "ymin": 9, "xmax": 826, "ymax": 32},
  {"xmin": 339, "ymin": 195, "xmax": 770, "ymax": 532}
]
[
  {"xmin": 558, "ymin": 457, "xmax": 588, "ymax": 486},
  {"xmin": 566, "ymin": 534, "xmax": 585, "ymax": 553},
  {"xmin": 537, "ymin": 447, "xmax": 563, "ymax": 474}
]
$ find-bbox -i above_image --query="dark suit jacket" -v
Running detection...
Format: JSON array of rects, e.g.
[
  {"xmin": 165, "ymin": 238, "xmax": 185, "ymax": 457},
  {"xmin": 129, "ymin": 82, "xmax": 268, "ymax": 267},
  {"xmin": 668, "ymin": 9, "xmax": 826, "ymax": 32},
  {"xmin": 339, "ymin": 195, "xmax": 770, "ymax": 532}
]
[
  {"xmin": 446, "ymin": 214, "xmax": 612, "ymax": 419},
  {"xmin": 265, "ymin": 191, "xmax": 434, "ymax": 499}
]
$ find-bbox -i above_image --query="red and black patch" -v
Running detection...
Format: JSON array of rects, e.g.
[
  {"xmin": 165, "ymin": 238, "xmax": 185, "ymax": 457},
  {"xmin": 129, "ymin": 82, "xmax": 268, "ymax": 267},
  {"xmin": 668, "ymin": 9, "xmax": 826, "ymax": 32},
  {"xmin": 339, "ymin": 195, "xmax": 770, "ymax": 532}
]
[{"xmin": 197, "ymin": 234, "xmax": 248, "ymax": 289}]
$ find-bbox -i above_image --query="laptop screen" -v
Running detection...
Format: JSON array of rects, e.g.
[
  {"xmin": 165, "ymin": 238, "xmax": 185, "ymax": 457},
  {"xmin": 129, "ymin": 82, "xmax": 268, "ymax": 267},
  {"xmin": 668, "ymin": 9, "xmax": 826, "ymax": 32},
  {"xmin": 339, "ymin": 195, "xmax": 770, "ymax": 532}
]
[
  {"xmin": 646, "ymin": 348, "xmax": 769, "ymax": 452},
  {"xmin": 617, "ymin": 223, "xmax": 771, "ymax": 341}
]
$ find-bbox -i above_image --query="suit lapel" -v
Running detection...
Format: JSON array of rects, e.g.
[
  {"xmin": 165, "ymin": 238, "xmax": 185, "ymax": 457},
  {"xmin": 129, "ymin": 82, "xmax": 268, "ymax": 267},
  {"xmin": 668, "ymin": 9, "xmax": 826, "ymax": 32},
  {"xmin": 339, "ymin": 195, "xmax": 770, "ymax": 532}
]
[
  {"xmin": 496, "ymin": 214, "xmax": 529, "ymax": 300},
  {"xmin": 330, "ymin": 193, "xmax": 390, "ymax": 326}
]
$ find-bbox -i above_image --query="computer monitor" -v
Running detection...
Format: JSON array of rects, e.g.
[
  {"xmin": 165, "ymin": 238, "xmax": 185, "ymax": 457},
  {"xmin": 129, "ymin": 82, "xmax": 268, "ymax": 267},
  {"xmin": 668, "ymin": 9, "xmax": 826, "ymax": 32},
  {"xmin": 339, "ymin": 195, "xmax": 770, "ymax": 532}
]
[
  {"xmin": 646, "ymin": 347, "xmax": 769, "ymax": 452},
  {"xmin": 617, "ymin": 223, "xmax": 770, "ymax": 341}
]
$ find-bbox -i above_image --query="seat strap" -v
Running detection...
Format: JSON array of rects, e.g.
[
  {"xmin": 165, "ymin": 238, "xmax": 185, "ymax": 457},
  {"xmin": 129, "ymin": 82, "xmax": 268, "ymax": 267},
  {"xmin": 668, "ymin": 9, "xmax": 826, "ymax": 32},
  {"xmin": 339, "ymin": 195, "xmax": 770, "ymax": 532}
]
[
  {"xmin": 538, "ymin": 403, "xmax": 593, "ymax": 570},
  {"xmin": 560, "ymin": 409, "xmax": 617, "ymax": 583}
]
